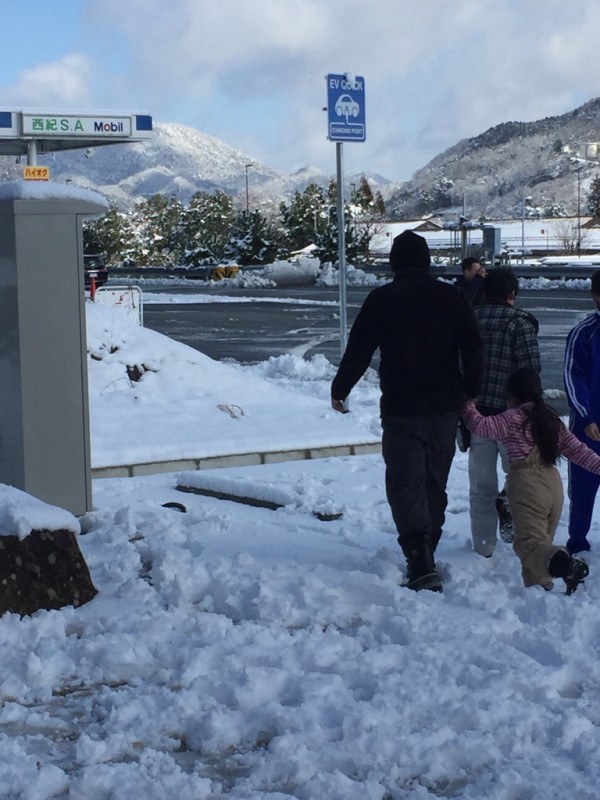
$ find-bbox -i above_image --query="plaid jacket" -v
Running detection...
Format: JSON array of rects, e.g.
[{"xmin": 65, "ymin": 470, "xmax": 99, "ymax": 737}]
[{"xmin": 473, "ymin": 300, "xmax": 541, "ymax": 413}]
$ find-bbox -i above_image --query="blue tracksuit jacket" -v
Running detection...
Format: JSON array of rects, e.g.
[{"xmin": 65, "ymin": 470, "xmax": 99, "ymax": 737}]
[{"xmin": 563, "ymin": 308, "xmax": 600, "ymax": 551}]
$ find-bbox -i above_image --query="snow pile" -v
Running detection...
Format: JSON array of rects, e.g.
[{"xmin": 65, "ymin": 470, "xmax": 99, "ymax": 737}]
[
  {"xmin": 86, "ymin": 303, "xmax": 378, "ymax": 467},
  {"xmin": 316, "ymin": 262, "xmax": 386, "ymax": 287},
  {"xmin": 0, "ymin": 180, "xmax": 108, "ymax": 209},
  {"xmin": 1, "ymin": 451, "xmax": 599, "ymax": 797},
  {"xmin": 0, "ymin": 485, "xmax": 79, "ymax": 540},
  {"xmin": 261, "ymin": 256, "xmax": 321, "ymax": 286}
]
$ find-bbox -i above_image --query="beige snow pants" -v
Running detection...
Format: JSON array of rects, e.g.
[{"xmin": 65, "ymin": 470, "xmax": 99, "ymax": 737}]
[{"xmin": 506, "ymin": 447, "xmax": 564, "ymax": 588}]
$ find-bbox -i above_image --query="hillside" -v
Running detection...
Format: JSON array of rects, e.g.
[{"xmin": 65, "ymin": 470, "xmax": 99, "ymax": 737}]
[
  {"xmin": 386, "ymin": 98, "xmax": 600, "ymax": 220},
  {"xmin": 1, "ymin": 98, "xmax": 599, "ymax": 218},
  {"xmin": 0, "ymin": 121, "xmax": 388, "ymax": 212}
]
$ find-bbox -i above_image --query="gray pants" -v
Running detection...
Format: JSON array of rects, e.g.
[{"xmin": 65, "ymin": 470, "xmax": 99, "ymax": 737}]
[{"xmin": 468, "ymin": 433, "xmax": 510, "ymax": 556}]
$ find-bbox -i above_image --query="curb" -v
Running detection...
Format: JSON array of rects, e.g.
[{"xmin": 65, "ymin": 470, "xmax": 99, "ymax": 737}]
[{"xmin": 91, "ymin": 441, "xmax": 382, "ymax": 479}]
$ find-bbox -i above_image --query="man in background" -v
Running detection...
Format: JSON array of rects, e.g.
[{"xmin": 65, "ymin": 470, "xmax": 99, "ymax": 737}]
[
  {"xmin": 470, "ymin": 267, "xmax": 541, "ymax": 557},
  {"xmin": 331, "ymin": 231, "xmax": 483, "ymax": 592},
  {"xmin": 455, "ymin": 257, "xmax": 486, "ymax": 306},
  {"xmin": 563, "ymin": 269, "xmax": 600, "ymax": 555}
]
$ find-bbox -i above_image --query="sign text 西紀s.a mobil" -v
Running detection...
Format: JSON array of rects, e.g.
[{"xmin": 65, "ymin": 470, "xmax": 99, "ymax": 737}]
[
  {"xmin": 327, "ymin": 74, "xmax": 366, "ymax": 143},
  {"xmin": 21, "ymin": 114, "xmax": 133, "ymax": 137}
]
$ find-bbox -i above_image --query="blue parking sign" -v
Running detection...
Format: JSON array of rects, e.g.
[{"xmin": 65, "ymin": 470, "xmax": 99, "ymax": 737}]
[{"xmin": 326, "ymin": 74, "xmax": 366, "ymax": 142}]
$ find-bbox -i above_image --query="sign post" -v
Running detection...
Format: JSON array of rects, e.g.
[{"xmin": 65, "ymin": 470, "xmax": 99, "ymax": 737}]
[{"xmin": 326, "ymin": 73, "xmax": 366, "ymax": 356}]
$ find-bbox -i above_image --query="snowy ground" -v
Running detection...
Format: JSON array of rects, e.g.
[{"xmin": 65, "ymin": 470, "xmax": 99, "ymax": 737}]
[{"xmin": 1, "ymin": 287, "xmax": 600, "ymax": 799}]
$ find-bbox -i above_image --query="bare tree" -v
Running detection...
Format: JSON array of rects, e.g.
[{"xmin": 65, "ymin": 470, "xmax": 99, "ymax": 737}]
[{"xmin": 553, "ymin": 220, "xmax": 591, "ymax": 255}]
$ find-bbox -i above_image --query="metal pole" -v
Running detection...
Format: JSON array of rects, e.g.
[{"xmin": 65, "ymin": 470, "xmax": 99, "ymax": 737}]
[
  {"xmin": 27, "ymin": 140, "xmax": 37, "ymax": 166},
  {"xmin": 460, "ymin": 220, "xmax": 467, "ymax": 260},
  {"xmin": 336, "ymin": 142, "xmax": 347, "ymax": 356},
  {"xmin": 245, "ymin": 164, "xmax": 252, "ymax": 212},
  {"xmin": 577, "ymin": 168, "xmax": 582, "ymax": 257},
  {"xmin": 521, "ymin": 188, "xmax": 525, "ymax": 265}
]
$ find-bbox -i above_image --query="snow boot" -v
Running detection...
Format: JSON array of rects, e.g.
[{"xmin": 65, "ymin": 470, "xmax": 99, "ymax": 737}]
[
  {"xmin": 495, "ymin": 490, "xmax": 514, "ymax": 544},
  {"xmin": 549, "ymin": 549, "xmax": 589, "ymax": 596},
  {"xmin": 566, "ymin": 538, "xmax": 591, "ymax": 556},
  {"xmin": 405, "ymin": 538, "xmax": 443, "ymax": 593}
]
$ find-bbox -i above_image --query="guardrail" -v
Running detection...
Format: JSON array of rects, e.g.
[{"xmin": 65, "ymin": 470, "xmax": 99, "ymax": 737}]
[
  {"xmin": 369, "ymin": 261, "xmax": 598, "ymax": 280},
  {"xmin": 108, "ymin": 266, "xmax": 225, "ymax": 280},
  {"xmin": 107, "ymin": 262, "xmax": 599, "ymax": 282}
]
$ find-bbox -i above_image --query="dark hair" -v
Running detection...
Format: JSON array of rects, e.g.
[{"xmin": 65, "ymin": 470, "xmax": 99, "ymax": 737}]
[
  {"xmin": 507, "ymin": 368, "xmax": 560, "ymax": 465},
  {"xmin": 483, "ymin": 267, "xmax": 519, "ymax": 302},
  {"xmin": 461, "ymin": 257, "xmax": 481, "ymax": 273},
  {"xmin": 591, "ymin": 269, "xmax": 600, "ymax": 295}
]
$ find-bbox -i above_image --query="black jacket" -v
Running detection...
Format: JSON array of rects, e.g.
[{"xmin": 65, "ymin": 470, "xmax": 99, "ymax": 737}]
[
  {"xmin": 454, "ymin": 274, "xmax": 485, "ymax": 306},
  {"xmin": 331, "ymin": 270, "xmax": 484, "ymax": 417}
]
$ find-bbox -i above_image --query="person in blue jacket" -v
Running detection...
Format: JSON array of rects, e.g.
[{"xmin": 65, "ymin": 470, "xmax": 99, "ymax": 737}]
[{"xmin": 563, "ymin": 269, "xmax": 600, "ymax": 554}]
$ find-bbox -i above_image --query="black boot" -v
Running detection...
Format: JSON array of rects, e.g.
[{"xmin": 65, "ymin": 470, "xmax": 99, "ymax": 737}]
[
  {"xmin": 404, "ymin": 537, "xmax": 443, "ymax": 593},
  {"xmin": 549, "ymin": 549, "xmax": 589, "ymax": 596}
]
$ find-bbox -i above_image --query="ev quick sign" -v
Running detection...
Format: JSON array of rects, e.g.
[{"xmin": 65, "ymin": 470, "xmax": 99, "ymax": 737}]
[{"xmin": 327, "ymin": 74, "xmax": 366, "ymax": 143}]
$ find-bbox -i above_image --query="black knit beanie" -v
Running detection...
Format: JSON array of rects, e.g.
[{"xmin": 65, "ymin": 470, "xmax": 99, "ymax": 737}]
[{"xmin": 389, "ymin": 230, "xmax": 431, "ymax": 272}]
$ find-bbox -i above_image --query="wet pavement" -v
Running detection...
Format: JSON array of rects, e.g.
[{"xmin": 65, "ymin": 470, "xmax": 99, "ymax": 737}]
[{"xmin": 143, "ymin": 286, "xmax": 594, "ymax": 416}]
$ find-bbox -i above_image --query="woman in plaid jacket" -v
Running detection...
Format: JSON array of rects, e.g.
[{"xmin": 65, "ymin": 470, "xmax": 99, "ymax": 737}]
[{"xmin": 469, "ymin": 267, "xmax": 541, "ymax": 558}]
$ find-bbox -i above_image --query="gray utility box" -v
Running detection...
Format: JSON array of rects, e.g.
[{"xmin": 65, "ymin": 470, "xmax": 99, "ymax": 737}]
[
  {"xmin": 483, "ymin": 225, "xmax": 501, "ymax": 257},
  {"xmin": 0, "ymin": 184, "xmax": 107, "ymax": 515}
]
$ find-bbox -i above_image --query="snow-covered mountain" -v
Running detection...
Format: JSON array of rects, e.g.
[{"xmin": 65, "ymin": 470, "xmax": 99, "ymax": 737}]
[
  {"xmin": 386, "ymin": 97, "xmax": 600, "ymax": 220},
  {"xmin": 8, "ymin": 96, "xmax": 600, "ymax": 220},
  {"xmin": 0, "ymin": 121, "xmax": 390, "ymax": 211}
]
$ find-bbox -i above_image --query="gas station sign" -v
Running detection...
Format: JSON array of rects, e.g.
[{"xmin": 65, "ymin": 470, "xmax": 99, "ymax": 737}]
[
  {"xmin": 23, "ymin": 166, "xmax": 50, "ymax": 181},
  {"xmin": 22, "ymin": 114, "xmax": 133, "ymax": 137}
]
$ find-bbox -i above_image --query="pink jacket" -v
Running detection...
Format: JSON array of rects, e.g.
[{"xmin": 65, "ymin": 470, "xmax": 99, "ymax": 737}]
[{"xmin": 462, "ymin": 399, "xmax": 600, "ymax": 474}]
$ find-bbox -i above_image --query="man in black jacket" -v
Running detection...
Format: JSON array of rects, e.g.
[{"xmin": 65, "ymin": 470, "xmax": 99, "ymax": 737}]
[
  {"xmin": 331, "ymin": 231, "xmax": 483, "ymax": 591},
  {"xmin": 455, "ymin": 257, "xmax": 486, "ymax": 306}
]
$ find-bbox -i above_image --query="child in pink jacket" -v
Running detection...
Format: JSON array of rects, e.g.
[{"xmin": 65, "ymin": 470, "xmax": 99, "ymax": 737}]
[{"xmin": 462, "ymin": 367, "xmax": 600, "ymax": 594}]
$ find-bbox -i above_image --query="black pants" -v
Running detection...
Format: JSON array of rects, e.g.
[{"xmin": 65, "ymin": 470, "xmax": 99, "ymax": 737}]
[{"xmin": 382, "ymin": 411, "xmax": 458, "ymax": 556}]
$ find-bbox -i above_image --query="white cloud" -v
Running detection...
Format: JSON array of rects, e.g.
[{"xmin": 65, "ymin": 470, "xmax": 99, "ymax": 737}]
[
  {"xmin": 4, "ymin": 0, "xmax": 600, "ymax": 181},
  {"xmin": 0, "ymin": 53, "xmax": 94, "ymax": 109}
]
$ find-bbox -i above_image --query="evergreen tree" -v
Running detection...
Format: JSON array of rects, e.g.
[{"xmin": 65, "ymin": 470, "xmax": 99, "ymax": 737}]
[
  {"xmin": 373, "ymin": 190, "xmax": 386, "ymax": 219},
  {"xmin": 226, "ymin": 210, "xmax": 279, "ymax": 265},
  {"xmin": 587, "ymin": 176, "xmax": 600, "ymax": 217},
  {"xmin": 180, "ymin": 190, "xmax": 234, "ymax": 264},
  {"xmin": 83, "ymin": 208, "xmax": 135, "ymax": 265},
  {"xmin": 417, "ymin": 176, "xmax": 455, "ymax": 213},
  {"xmin": 280, "ymin": 183, "xmax": 325, "ymax": 253},
  {"xmin": 356, "ymin": 175, "xmax": 374, "ymax": 210},
  {"xmin": 130, "ymin": 194, "xmax": 185, "ymax": 265},
  {"xmin": 313, "ymin": 178, "xmax": 376, "ymax": 266}
]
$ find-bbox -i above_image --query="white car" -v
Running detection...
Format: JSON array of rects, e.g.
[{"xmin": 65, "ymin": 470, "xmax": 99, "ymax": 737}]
[{"xmin": 335, "ymin": 94, "xmax": 359, "ymax": 119}]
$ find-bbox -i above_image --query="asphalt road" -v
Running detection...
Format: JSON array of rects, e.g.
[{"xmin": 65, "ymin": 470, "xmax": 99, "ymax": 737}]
[{"xmin": 142, "ymin": 285, "xmax": 594, "ymax": 415}]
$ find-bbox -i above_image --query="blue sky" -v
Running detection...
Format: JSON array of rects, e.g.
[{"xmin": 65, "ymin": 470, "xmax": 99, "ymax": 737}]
[{"xmin": 1, "ymin": 0, "xmax": 600, "ymax": 182}]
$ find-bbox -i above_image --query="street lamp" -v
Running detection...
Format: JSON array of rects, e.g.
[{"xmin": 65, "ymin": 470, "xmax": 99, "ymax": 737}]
[
  {"xmin": 244, "ymin": 163, "xmax": 253, "ymax": 212},
  {"xmin": 521, "ymin": 191, "xmax": 533, "ymax": 264},
  {"xmin": 577, "ymin": 166, "xmax": 582, "ymax": 257}
]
